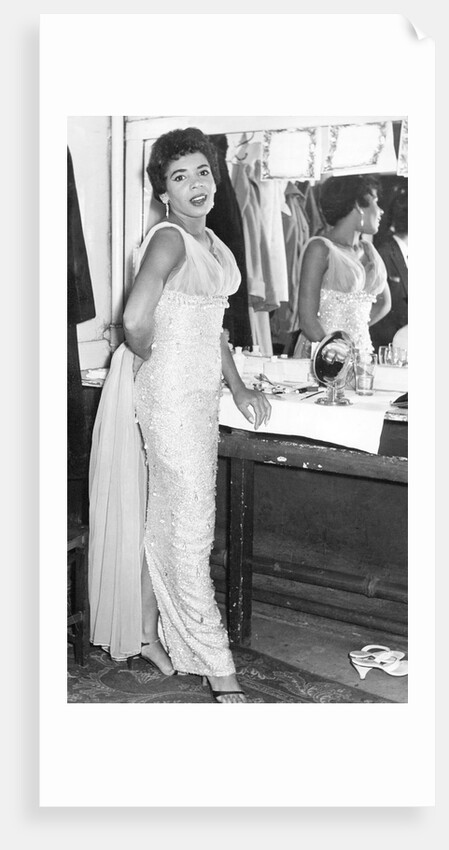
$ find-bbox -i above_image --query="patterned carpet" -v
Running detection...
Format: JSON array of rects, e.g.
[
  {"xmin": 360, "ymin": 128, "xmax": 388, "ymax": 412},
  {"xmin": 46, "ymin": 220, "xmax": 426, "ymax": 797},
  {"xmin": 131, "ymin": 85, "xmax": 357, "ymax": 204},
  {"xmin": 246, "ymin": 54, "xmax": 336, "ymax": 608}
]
[{"xmin": 67, "ymin": 646, "xmax": 392, "ymax": 703}]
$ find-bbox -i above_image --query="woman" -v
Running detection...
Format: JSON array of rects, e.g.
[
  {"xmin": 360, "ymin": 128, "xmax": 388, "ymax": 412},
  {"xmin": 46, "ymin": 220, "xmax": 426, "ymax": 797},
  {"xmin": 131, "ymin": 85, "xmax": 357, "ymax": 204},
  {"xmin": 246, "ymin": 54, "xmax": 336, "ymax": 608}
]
[
  {"xmin": 89, "ymin": 127, "xmax": 271, "ymax": 703},
  {"xmin": 293, "ymin": 175, "xmax": 391, "ymax": 358}
]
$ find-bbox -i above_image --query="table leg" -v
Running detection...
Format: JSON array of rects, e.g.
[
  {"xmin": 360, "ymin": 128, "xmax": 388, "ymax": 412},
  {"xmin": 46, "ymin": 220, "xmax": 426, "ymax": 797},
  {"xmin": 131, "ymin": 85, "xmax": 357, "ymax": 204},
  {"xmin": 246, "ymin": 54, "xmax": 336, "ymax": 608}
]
[{"xmin": 228, "ymin": 457, "xmax": 254, "ymax": 646}]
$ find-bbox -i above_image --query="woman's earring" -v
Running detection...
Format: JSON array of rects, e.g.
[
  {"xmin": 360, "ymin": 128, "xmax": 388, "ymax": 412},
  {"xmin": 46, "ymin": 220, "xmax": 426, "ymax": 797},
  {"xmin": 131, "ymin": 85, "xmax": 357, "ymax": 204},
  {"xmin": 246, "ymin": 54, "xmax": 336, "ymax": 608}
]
[
  {"xmin": 165, "ymin": 201, "xmax": 170, "ymax": 219},
  {"xmin": 360, "ymin": 212, "xmax": 365, "ymax": 229}
]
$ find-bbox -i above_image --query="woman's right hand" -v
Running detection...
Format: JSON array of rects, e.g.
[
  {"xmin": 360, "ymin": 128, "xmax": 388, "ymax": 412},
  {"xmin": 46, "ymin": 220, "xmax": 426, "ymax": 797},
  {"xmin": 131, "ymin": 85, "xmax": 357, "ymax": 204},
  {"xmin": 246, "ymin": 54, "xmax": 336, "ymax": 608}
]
[{"xmin": 232, "ymin": 386, "xmax": 272, "ymax": 430}]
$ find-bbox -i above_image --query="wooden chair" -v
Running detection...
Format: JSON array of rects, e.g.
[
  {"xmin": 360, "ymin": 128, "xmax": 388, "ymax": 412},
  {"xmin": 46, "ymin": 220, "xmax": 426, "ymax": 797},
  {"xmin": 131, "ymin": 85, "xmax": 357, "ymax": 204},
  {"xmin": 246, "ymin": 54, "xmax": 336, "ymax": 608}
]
[{"xmin": 67, "ymin": 525, "xmax": 89, "ymax": 665}]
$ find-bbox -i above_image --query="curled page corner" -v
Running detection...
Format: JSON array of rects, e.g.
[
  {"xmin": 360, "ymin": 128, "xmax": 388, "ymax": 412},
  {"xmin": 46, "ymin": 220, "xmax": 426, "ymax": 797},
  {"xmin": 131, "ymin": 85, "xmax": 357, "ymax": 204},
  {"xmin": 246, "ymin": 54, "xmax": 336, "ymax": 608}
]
[{"xmin": 402, "ymin": 14, "xmax": 431, "ymax": 41}]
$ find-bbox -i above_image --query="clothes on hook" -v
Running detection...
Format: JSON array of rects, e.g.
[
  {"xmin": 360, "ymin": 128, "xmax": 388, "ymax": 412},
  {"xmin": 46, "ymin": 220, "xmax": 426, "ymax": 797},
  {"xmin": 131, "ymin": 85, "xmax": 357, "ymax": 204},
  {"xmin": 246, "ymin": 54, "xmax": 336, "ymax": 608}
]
[
  {"xmin": 270, "ymin": 181, "xmax": 310, "ymax": 337},
  {"xmin": 230, "ymin": 141, "xmax": 277, "ymax": 311},
  {"xmin": 297, "ymin": 181, "xmax": 327, "ymax": 238},
  {"xmin": 229, "ymin": 139, "xmax": 325, "ymax": 353}
]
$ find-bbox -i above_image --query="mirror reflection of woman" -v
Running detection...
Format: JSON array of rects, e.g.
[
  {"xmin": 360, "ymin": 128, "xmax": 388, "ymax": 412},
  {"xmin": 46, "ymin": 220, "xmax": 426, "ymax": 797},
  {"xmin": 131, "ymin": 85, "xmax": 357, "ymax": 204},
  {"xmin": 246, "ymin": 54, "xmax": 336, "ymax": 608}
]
[
  {"xmin": 90, "ymin": 127, "xmax": 271, "ymax": 703},
  {"xmin": 293, "ymin": 175, "xmax": 391, "ymax": 358}
]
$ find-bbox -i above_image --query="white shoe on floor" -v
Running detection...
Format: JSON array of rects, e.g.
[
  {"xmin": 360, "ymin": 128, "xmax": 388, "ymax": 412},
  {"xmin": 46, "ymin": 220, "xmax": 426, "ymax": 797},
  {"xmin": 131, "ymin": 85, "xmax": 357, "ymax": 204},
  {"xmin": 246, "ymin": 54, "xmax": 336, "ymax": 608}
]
[{"xmin": 349, "ymin": 644, "xmax": 408, "ymax": 679}]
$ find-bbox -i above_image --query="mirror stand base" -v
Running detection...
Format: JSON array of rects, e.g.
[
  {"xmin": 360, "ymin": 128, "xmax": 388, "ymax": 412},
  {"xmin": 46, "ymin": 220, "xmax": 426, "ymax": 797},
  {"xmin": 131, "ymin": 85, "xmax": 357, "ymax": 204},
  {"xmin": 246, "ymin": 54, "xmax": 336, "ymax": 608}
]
[
  {"xmin": 315, "ymin": 395, "xmax": 352, "ymax": 406},
  {"xmin": 316, "ymin": 384, "xmax": 352, "ymax": 406}
]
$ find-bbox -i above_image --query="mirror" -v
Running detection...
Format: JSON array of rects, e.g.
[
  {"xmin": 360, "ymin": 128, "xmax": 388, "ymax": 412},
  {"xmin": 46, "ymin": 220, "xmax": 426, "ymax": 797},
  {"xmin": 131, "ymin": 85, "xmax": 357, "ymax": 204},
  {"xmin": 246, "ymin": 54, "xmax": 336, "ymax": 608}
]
[{"xmin": 312, "ymin": 330, "xmax": 354, "ymax": 406}]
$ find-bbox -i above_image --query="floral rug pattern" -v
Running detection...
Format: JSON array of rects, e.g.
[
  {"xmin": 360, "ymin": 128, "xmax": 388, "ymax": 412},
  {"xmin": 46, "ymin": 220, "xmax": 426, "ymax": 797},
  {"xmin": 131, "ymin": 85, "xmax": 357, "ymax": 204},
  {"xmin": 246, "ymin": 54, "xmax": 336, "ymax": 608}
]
[{"xmin": 67, "ymin": 646, "xmax": 391, "ymax": 704}]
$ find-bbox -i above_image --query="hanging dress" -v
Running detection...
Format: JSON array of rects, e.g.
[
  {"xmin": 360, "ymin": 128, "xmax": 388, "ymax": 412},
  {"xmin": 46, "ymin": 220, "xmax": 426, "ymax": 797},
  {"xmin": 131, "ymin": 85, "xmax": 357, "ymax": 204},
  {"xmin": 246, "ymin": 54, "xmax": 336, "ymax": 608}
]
[{"xmin": 293, "ymin": 236, "xmax": 387, "ymax": 357}]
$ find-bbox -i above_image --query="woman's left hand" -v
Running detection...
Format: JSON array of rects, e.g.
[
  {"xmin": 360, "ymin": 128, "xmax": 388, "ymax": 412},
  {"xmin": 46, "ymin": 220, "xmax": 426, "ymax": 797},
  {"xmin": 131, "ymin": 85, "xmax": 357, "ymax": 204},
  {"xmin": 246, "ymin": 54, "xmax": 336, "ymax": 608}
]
[{"xmin": 232, "ymin": 387, "xmax": 272, "ymax": 430}]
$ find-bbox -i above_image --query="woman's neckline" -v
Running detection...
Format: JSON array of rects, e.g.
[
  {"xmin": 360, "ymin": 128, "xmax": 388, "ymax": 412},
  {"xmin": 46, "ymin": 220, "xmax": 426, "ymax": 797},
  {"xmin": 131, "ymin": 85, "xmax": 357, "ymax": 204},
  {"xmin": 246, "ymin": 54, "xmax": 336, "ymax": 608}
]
[
  {"xmin": 206, "ymin": 230, "xmax": 220, "ymax": 259},
  {"xmin": 326, "ymin": 237, "xmax": 363, "ymax": 252},
  {"xmin": 320, "ymin": 235, "xmax": 367, "ymax": 259}
]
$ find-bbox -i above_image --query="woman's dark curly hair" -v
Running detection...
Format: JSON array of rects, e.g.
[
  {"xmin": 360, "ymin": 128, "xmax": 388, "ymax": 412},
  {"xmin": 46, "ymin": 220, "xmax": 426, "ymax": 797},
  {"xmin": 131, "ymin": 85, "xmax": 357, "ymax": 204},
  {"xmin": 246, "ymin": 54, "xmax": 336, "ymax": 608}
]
[
  {"xmin": 319, "ymin": 175, "xmax": 381, "ymax": 226},
  {"xmin": 147, "ymin": 127, "xmax": 221, "ymax": 200}
]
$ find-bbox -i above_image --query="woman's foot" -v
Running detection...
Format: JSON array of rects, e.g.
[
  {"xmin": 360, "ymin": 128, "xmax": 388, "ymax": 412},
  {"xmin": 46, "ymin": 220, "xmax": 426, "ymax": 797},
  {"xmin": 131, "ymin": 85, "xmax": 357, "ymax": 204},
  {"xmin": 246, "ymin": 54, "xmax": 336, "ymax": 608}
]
[
  {"xmin": 204, "ymin": 673, "xmax": 247, "ymax": 703},
  {"xmin": 140, "ymin": 638, "xmax": 175, "ymax": 676}
]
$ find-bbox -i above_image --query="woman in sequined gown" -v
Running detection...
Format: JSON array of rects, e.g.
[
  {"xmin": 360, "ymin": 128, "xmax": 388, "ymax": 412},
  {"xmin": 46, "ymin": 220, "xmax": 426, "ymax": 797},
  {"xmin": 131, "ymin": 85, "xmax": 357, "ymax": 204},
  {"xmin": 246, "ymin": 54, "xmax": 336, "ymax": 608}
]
[
  {"xmin": 292, "ymin": 175, "xmax": 390, "ymax": 358},
  {"xmin": 122, "ymin": 128, "xmax": 271, "ymax": 702}
]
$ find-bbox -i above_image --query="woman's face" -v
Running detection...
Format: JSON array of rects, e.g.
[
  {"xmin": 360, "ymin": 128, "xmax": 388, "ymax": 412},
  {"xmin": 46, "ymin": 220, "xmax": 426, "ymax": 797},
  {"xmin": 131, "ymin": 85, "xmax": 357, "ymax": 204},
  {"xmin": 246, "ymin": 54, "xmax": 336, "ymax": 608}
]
[
  {"xmin": 160, "ymin": 151, "xmax": 216, "ymax": 219},
  {"xmin": 359, "ymin": 191, "xmax": 383, "ymax": 235}
]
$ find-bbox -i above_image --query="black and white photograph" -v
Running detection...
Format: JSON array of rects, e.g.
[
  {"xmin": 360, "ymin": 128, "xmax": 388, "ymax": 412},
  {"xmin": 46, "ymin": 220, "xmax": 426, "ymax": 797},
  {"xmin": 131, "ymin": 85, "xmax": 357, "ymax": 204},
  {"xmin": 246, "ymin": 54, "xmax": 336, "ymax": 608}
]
[
  {"xmin": 38, "ymin": 12, "xmax": 435, "ymax": 811},
  {"xmin": 67, "ymin": 116, "xmax": 409, "ymax": 708}
]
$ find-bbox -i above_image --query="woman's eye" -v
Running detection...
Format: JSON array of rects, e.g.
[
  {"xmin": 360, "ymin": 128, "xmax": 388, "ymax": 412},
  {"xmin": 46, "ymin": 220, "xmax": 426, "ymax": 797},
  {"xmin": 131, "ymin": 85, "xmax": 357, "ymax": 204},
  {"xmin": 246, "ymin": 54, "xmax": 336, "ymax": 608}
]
[{"xmin": 200, "ymin": 169, "xmax": 210, "ymax": 176}]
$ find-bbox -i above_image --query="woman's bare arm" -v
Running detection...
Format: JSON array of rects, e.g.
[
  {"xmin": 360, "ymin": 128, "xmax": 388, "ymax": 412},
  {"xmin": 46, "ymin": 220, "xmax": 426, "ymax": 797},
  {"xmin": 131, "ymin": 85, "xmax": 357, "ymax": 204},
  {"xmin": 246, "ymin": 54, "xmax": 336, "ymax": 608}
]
[
  {"xmin": 123, "ymin": 228, "xmax": 184, "ymax": 360},
  {"xmin": 220, "ymin": 334, "xmax": 271, "ymax": 430},
  {"xmin": 297, "ymin": 239, "xmax": 330, "ymax": 342}
]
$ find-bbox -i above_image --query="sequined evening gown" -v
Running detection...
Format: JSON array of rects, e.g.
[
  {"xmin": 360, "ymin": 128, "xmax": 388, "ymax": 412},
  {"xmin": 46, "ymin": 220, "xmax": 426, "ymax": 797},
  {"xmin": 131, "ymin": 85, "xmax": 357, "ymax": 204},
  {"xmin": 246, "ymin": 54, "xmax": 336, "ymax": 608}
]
[
  {"xmin": 293, "ymin": 236, "xmax": 387, "ymax": 357},
  {"xmin": 133, "ymin": 222, "xmax": 241, "ymax": 676}
]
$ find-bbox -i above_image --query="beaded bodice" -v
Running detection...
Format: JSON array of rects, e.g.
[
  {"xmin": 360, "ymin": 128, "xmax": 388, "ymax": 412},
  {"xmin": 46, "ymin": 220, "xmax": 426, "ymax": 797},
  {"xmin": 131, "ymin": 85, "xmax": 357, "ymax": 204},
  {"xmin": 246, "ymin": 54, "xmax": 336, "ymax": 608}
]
[
  {"xmin": 319, "ymin": 288, "xmax": 376, "ymax": 350},
  {"xmin": 317, "ymin": 236, "xmax": 386, "ymax": 350}
]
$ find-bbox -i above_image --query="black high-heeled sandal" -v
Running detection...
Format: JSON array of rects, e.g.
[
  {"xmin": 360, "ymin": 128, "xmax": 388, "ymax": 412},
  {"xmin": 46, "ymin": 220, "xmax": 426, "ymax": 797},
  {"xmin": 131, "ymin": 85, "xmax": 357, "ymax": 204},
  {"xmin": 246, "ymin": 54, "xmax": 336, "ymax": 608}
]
[
  {"xmin": 201, "ymin": 676, "xmax": 247, "ymax": 703},
  {"xmin": 127, "ymin": 638, "xmax": 176, "ymax": 677}
]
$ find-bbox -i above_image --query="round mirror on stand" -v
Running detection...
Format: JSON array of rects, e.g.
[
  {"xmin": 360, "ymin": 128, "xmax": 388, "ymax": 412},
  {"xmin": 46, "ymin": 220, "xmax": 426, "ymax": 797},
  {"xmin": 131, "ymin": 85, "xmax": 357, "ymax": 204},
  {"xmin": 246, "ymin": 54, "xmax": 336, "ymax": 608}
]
[{"xmin": 312, "ymin": 330, "xmax": 354, "ymax": 406}]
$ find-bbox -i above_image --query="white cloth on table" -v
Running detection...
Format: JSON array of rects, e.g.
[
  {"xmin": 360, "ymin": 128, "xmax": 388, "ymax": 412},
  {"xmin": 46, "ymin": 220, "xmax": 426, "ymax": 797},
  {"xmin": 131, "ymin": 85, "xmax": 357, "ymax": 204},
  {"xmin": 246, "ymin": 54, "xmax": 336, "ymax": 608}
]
[{"xmin": 219, "ymin": 388, "xmax": 398, "ymax": 455}]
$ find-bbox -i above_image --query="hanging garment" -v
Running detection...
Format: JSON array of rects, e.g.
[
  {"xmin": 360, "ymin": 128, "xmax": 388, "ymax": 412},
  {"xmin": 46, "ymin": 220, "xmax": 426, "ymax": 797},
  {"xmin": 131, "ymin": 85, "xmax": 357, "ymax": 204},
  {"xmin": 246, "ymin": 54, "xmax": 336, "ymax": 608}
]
[
  {"xmin": 231, "ymin": 142, "xmax": 288, "ymax": 312},
  {"xmin": 248, "ymin": 306, "xmax": 273, "ymax": 356},
  {"xmin": 271, "ymin": 182, "xmax": 310, "ymax": 337},
  {"xmin": 231, "ymin": 143, "xmax": 279, "ymax": 311},
  {"xmin": 293, "ymin": 236, "xmax": 387, "ymax": 357},
  {"xmin": 67, "ymin": 147, "xmax": 96, "ymax": 479},
  {"xmin": 206, "ymin": 134, "xmax": 252, "ymax": 347},
  {"xmin": 89, "ymin": 222, "xmax": 240, "ymax": 672},
  {"xmin": 296, "ymin": 181, "xmax": 327, "ymax": 237},
  {"xmin": 232, "ymin": 143, "xmax": 293, "ymax": 354},
  {"xmin": 258, "ymin": 175, "xmax": 290, "ymax": 307}
]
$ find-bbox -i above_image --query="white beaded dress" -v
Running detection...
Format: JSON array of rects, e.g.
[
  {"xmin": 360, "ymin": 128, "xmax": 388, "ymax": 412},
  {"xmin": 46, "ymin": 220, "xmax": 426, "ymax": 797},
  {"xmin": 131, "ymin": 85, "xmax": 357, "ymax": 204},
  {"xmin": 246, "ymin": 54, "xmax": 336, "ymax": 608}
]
[
  {"xmin": 293, "ymin": 236, "xmax": 387, "ymax": 357},
  {"xmin": 133, "ymin": 222, "xmax": 241, "ymax": 676}
]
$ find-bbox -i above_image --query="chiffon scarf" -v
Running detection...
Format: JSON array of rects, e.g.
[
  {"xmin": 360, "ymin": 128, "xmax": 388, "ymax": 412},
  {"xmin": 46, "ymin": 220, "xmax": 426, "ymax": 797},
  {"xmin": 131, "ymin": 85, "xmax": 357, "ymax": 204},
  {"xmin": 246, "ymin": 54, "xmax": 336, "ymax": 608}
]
[{"xmin": 88, "ymin": 343, "xmax": 147, "ymax": 661}]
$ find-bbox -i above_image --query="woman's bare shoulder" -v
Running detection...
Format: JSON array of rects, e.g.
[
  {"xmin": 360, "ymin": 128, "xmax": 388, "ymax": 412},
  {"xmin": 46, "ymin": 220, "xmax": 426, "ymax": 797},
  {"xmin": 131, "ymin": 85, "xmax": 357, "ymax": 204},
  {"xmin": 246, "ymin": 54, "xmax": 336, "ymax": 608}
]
[
  {"xmin": 307, "ymin": 235, "xmax": 331, "ymax": 252},
  {"xmin": 303, "ymin": 236, "xmax": 330, "ymax": 264},
  {"xmin": 140, "ymin": 225, "xmax": 185, "ymax": 272},
  {"xmin": 149, "ymin": 225, "xmax": 185, "ymax": 252}
]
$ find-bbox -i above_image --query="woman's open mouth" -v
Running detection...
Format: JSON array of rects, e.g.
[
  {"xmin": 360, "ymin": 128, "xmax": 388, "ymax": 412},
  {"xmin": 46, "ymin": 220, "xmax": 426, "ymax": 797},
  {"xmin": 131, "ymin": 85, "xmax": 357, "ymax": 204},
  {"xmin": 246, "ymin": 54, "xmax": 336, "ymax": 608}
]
[{"xmin": 190, "ymin": 194, "xmax": 208, "ymax": 207}]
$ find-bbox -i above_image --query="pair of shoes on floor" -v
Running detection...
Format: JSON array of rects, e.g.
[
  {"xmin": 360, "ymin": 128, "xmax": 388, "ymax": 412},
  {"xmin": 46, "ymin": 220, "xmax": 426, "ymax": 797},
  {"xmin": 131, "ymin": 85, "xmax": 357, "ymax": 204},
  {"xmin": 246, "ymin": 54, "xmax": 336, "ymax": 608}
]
[
  {"xmin": 349, "ymin": 644, "xmax": 408, "ymax": 679},
  {"xmin": 201, "ymin": 676, "xmax": 247, "ymax": 703},
  {"xmin": 127, "ymin": 638, "xmax": 176, "ymax": 677}
]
